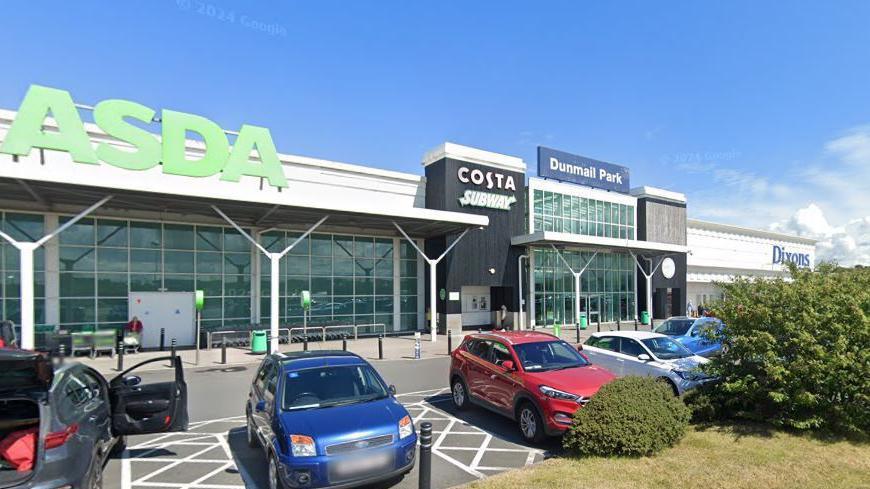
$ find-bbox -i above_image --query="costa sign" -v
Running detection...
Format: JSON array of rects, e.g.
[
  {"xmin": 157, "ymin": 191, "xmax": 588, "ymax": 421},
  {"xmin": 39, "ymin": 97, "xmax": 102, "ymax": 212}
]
[
  {"xmin": 457, "ymin": 166, "xmax": 517, "ymax": 192},
  {"xmin": 0, "ymin": 85, "xmax": 288, "ymax": 188}
]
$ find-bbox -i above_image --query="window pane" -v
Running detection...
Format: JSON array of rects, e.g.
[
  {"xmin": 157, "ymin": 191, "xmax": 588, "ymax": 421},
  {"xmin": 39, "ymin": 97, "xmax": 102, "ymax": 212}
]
[
  {"xmin": 354, "ymin": 237, "xmax": 374, "ymax": 257},
  {"xmin": 97, "ymin": 299, "xmax": 127, "ymax": 323},
  {"xmin": 354, "ymin": 297, "xmax": 374, "ymax": 315},
  {"xmin": 374, "ymin": 258, "xmax": 393, "ymax": 277},
  {"xmin": 401, "ymin": 296, "xmax": 417, "ymax": 313},
  {"xmin": 224, "ymin": 229, "xmax": 250, "ymax": 253},
  {"xmin": 311, "ymin": 277, "xmax": 331, "ymax": 296},
  {"xmin": 196, "ymin": 226, "xmax": 223, "ymax": 251},
  {"xmin": 286, "ymin": 276, "xmax": 308, "ymax": 295},
  {"xmin": 60, "ymin": 247, "xmax": 95, "ymax": 272},
  {"xmin": 59, "ymin": 218, "xmax": 94, "ymax": 245},
  {"xmin": 130, "ymin": 249, "xmax": 161, "ymax": 274},
  {"xmin": 130, "ymin": 222, "xmax": 161, "ymax": 248},
  {"xmin": 224, "ymin": 253, "xmax": 251, "ymax": 275},
  {"xmin": 260, "ymin": 231, "xmax": 283, "ymax": 252},
  {"xmin": 60, "ymin": 298, "xmax": 95, "ymax": 323},
  {"xmin": 196, "ymin": 252, "xmax": 222, "ymax": 274},
  {"xmin": 311, "ymin": 257, "xmax": 332, "ymax": 276},
  {"xmin": 400, "ymin": 260, "xmax": 417, "ymax": 277},
  {"xmin": 333, "ymin": 277, "xmax": 353, "ymax": 296},
  {"xmin": 165, "ymin": 251, "xmax": 194, "ymax": 273},
  {"xmin": 196, "ymin": 274, "xmax": 222, "ymax": 296},
  {"xmin": 4, "ymin": 213, "xmax": 43, "ymax": 242},
  {"xmin": 374, "ymin": 239, "xmax": 392, "ymax": 259},
  {"xmin": 164, "ymin": 275, "xmax": 194, "ymax": 291},
  {"xmin": 334, "ymin": 236, "xmax": 354, "ymax": 258},
  {"xmin": 224, "ymin": 275, "xmax": 250, "ymax": 297},
  {"xmin": 400, "ymin": 278, "xmax": 417, "ymax": 295},
  {"xmin": 97, "ymin": 220, "xmax": 127, "ymax": 247},
  {"xmin": 130, "ymin": 274, "xmax": 161, "ymax": 291},
  {"xmin": 355, "ymin": 277, "xmax": 374, "ymax": 295},
  {"xmin": 286, "ymin": 255, "xmax": 308, "ymax": 275},
  {"xmin": 334, "ymin": 258, "xmax": 354, "ymax": 277},
  {"xmin": 60, "ymin": 272, "xmax": 95, "ymax": 297},
  {"xmin": 97, "ymin": 273, "xmax": 127, "ymax": 297},
  {"xmin": 354, "ymin": 258, "xmax": 374, "ymax": 277},
  {"xmin": 375, "ymin": 296, "xmax": 393, "ymax": 314},
  {"xmin": 164, "ymin": 224, "xmax": 194, "ymax": 250},
  {"xmin": 311, "ymin": 234, "xmax": 332, "ymax": 256},
  {"xmin": 224, "ymin": 297, "xmax": 250, "ymax": 319},
  {"xmin": 375, "ymin": 278, "xmax": 393, "ymax": 296},
  {"xmin": 333, "ymin": 297, "xmax": 353, "ymax": 315},
  {"xmin": 286, "ymin": 233, "xmax": 309, "ymax": 255},
  {"xmin": 97, "ymin": 248, "xmax": 128, "ymax": 272}
]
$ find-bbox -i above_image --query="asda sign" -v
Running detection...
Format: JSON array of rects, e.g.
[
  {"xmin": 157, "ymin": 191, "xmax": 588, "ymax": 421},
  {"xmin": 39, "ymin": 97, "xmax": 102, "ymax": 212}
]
[{"xmin": 0, "ymin": 85, "xmax": 288, "ymax": 188}]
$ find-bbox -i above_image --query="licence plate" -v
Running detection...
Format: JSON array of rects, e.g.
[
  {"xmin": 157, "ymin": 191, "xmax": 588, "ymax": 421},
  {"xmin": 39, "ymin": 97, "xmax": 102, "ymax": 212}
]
[{"xmin": 332, "ymin": 451, "xmax": 392, "ymax": 478}]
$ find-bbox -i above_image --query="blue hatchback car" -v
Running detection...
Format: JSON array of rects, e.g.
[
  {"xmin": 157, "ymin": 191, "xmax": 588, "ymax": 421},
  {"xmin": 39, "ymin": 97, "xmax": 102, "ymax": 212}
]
[
  {"xmin": 246, "ymin": 351, "xmax": 417, "ymax": 489},
  {"xmin": 653, "ymin": 316, "xmax": 726, "ymax": 357}
]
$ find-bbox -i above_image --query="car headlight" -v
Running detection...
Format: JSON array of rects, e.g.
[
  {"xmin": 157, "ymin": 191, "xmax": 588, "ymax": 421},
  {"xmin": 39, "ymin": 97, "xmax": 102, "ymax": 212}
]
[
  {"xmin": 674, "ymin": 370, "xmax": 702, "ymax": 381},
  {"xmin": 539, "ymin": 385, "xmax": 580, "ymax": 403},
  {"xmin": 398, "ymin": 415, "xmax": 414, "ymax": 439},
  {"xmin": 290, "ymin": 434, "xmax": 316, "ymax": 457}
]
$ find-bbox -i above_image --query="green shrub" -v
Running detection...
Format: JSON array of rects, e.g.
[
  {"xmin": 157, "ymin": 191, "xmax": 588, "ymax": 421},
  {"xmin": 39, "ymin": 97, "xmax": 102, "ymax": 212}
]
[
  {"xmin": 563, "ymin": 376, "xmax": 690, "ymax": 457},
  {"xmin": 700, "ymin": 263, "xmax": 870, "ymax": 435}
]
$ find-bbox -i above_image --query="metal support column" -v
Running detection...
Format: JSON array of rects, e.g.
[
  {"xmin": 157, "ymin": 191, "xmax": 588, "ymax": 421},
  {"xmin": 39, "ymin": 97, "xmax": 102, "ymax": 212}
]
[
  {"xmin": 517, "ymin": 254, "xmax": 528, "ymax": 330},
  {"xmin": 394, "ymin": 223, "xmax": 471, "ymax": 343},
  {"xmin": 0, "ymin": 196, "xmax": 112, "ymax": 350},
  {"xmin": 629, "ymin": 251, "xmax": 671, "ymax": 323},
  {"xmin": 213, "ymin": 206, "xmax": 328, "ymax": 353},
  {"xmin": 551, "ymin": 246, "xmax": 597, "ymax": 328}
]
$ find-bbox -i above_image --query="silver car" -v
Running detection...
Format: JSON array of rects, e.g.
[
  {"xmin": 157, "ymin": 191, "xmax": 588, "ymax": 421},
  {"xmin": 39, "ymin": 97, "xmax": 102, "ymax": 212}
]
[{"xmin": 580, "ymin": 331, "xmax": 712, "ymax": 395}]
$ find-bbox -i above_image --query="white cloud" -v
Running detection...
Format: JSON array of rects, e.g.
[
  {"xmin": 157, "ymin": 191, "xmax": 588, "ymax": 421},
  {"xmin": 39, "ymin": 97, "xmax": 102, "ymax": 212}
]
[{"xmin": 678, "ymin": 127, "xmax": 870, "ymax": 266}]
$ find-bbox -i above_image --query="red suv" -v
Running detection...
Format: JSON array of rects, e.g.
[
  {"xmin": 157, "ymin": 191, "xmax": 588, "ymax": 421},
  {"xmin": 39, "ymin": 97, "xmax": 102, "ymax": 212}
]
[{"xmin": 449, "ymin": 331, "xmax": 615, "ymax": 443}]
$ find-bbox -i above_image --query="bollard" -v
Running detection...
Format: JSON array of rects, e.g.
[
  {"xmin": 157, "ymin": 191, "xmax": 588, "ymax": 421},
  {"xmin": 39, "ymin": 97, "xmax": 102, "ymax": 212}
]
[
  {"xmin": 378, "ymin": 334, "xmax": 384, "ymax": 360},
  {"xmin": 58, "ymin": 343, "xmax": 65, "ymax": 366},
  {"xmin": 414, "ymin": 336, "xmax": 421, "ymax": 360},
  {"xmin": 634, "ymin": 319, "xmax": 638, "ymax": 331},
  {"xmin": 575, "ymin": 324, "xmax": 581, "ymax": 343},
  {"xmin": 303, "ymin": 335, "xmax": 309, "ymax": 352},
  {"xmin": 221, "ymin": 337, "xmax": 227, "ymax": 364},
  {"xmin": 597, "ymin": 315, "xmax": 601, "ymax": 333},
  {"xmin": 342, "ymin": 334, "xmax": 348, "ymax": 351},
  {"xmin": 159, "ymin": 328, "xmax": 166, "ymax": 352},
  {"xmin": 266, "ymin": 335, "xmax": 272, "ymax": 354},
  {"xmin": 169, "ymin": 338, "xmax": 176, "ymax": 367},
  {"xmin": 418, "ymin": 422, "xmax": 432, "ymax": 489},
  {"xmin": 650, "ymin": 318, "xmax": 655, "ymax": 330},
  {"xmin": 117, "ymin": 340, "xmax": 124, "ymax": 372},
  {"xmin": 447, "ymin": 330, "xmax": 453, "ymax": 355},
  {"xmin": 616, "ymin": 318, "xmax": 621, "ymax": 331}
]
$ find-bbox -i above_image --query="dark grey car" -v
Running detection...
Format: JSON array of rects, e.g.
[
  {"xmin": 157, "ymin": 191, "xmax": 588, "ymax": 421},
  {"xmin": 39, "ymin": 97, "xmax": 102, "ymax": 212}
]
[{"xmin": 0, "ymin": 350, "xmax": 189, "ymax": 489}]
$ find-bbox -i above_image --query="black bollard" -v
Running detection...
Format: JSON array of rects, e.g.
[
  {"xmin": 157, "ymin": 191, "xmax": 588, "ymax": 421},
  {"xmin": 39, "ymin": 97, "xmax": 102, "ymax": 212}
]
[
  {"xmin": 117, "ymin": 340, "xmax": 124, "ymax": 372},
  {"xmin": 447, "ymin": 331, "xmax": 452, "ymax": 355},
  {"xmin": 159, "ymin": 328, "xmax": 166, "ymax": 352},
  {"xmin": 418, "ymin": 422, "xmax": 432, "ymax": 489},
  {"xmin": 342, "ymin": 334, "xmax": 347, "ymax": 351},
  {"xmin": 634, "ymin": 319, "xmax": 638, "ymax": 331},
  {"xmin": 169, "ymin": 338, "xmax": 176, "ymax": 367},
  {"xmin": 575, "ymin": 324, "xmax": 581, "ymax": 343},
  {"xmin": 303, "ymin": 335, "xmax": 309, "ymax": 352},
  {"xmin": 616, "ymin": 318, "xmax": 621, "ymax": 331},
  {"xmin": 221, "ymin": 337, "xmax": 227, "ymax": 364},
  {"xmin": 597, "ymin": 316, "xmax": 601, "ymax": 332},
  {"xmin": 378, "ymin": 334, "xmax": 384, "ymax": 360},
  {"xmin": 58, "ymin": 344, "xmax": 65, "ymax": 365}
]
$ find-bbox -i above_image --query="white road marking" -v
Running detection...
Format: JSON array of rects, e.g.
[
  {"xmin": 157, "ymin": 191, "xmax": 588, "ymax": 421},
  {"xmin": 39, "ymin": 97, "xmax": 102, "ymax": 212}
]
[{"xmin": 120, "ymin": 389, "xmax": 543, "ymax": 489}]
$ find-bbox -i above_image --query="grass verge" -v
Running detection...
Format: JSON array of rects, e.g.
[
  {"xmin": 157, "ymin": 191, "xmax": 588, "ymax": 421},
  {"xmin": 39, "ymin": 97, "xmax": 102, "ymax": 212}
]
[{"xmin": 465, "ymin": 424, "xmax": 869, "ymax": 489}]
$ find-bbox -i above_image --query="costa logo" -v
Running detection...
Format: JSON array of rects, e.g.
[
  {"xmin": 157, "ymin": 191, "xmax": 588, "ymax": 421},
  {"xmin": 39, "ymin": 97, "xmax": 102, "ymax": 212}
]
[{"xmin": 457, "ymin": 166, "xmax": 517, "ymax": 192}]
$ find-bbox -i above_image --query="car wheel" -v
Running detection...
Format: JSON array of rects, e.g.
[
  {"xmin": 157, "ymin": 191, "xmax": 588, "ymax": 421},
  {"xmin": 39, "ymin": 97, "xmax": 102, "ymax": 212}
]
[
  {"xmin": 451, "ymin": 378, "xmax": 468, "ymax": 410},
  {"xmin": 246, "ymin": 415, "xmax": 258, "ymax": 448},
  {"xmin": 658, "ymin": 377, "xmax": 680, "ymax": 396},
  {"xmin": 517, "ymin": 403, "xmax": 545, "ymax": 444},
  {"xmin": 268, "ymin": 453, "xmax": 286, "ymax": 489}
]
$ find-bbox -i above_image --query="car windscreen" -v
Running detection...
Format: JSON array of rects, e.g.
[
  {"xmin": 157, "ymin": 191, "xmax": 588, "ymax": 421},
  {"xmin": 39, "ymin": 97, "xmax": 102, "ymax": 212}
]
[
  {"xmin": 641, "ymin": 337, "xmax": 694, "ymax": 360},
  {"xmin": 282, "ymin": 364, "xmax": 389, "ymax": 411},
  {"xmin": 654, "ymin": 319, "xmax": 694, "ymax": 336},
  {"xmin": 513, "ymin": 341, "xmax": 590, "ymax": 372}
]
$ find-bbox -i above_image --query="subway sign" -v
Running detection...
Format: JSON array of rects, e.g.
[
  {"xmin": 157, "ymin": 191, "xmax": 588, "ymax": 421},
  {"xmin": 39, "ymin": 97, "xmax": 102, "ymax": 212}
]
[
  {"xmin": 772, "ymin": 245, "xmax": 811, "ymax": 267},
  {"xmin": 537, "ymin": 146, "xmax": 630, "ymax": 193},
  {"xmin": 0, "ymin": 85, "xmax": 288, "ymax": 188},
  {"xmin": 456, "ymin": 165, "xmax": 517, "ymax": 211}
]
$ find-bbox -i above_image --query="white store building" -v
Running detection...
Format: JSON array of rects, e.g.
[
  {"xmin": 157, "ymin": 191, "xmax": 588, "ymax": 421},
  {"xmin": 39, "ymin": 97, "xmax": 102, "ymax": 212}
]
[{"xmin": 686, "ymin": 219, "xmax": 817, "ymax": 308}]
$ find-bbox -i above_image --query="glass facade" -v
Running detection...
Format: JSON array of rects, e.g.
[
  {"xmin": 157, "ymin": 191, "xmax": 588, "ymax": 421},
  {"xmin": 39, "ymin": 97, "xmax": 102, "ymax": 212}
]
[
  {"xmin": 58, "ymin": 218, "xmax": 253, "ymax": 332},
  {"xmin": 259, "ymin": 231, "xmax": 421, "ymax": 333},
  {"xmin": 532, "ymin": 248, "xmax": 635, "ymax": 324},
  {"xmin": 532, "ymin": 189, "xmax": 635, "ymax": 239},
  {"xmin": 0, "ymin": 212, "xmax": 45, "ymax": 326}
]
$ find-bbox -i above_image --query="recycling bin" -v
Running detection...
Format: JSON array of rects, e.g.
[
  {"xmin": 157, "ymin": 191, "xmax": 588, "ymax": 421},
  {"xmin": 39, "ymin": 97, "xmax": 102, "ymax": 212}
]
[
  {"xmin": 579, "ymin": 314, "xmax": 588, "ymax": 330},
  {"xmin": 641, "ymin": 311, "xmax": 650, "ymax": 325},
  {"xmin": 251, "ymin": 330, "xmax": 268, "ymax": 354}
]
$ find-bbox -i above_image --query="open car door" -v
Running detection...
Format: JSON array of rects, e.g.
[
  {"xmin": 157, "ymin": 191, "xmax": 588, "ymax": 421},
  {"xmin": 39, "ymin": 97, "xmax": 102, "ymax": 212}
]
[{"xmin": 108, "ymin": 356, "xmax": 189, "ymax": 436}]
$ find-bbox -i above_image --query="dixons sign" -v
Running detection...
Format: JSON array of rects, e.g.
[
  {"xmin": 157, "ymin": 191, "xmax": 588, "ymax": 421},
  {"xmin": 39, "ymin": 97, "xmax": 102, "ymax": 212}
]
[
  {"xmin": 0, "ymin": 85, "xmax": 288, "ymax": 188},
  {"xmin": 772, "ymin": 245, "xmax": 811, "ymax": 267},
  {"xmin": 537, "ymin": 146, "xmax": 630, "ymax": 193}
]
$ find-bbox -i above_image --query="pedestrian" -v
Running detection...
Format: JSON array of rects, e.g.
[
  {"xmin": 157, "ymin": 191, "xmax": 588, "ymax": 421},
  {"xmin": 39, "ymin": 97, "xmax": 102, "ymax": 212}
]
[
  {"xmin": 124, "ymin": 316, "xmax": 143, "ymax": 352},
  {"xmin": 499, "ymin": 304, "xmax": 509, "ymax": 330},
  {"xmin": 697, "ymin": 305, "xmax": 706, "ymax": 317},
  {"xmin": 687, "ymin": 300, "xmax": 695, "ymax": 317}
]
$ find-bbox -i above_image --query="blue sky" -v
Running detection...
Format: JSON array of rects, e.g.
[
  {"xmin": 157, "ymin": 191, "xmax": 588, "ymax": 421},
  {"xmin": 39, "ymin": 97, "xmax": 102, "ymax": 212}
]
[{"xmin": 2, "ymin": 1, "xmax": 869, "ymax": 264}]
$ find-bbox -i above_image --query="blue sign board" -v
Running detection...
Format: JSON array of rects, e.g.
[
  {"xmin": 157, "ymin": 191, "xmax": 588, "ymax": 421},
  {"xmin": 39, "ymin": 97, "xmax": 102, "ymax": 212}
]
[{"xmin": 537, "ymin": 146, "xmax": 630, "ymax": 193}]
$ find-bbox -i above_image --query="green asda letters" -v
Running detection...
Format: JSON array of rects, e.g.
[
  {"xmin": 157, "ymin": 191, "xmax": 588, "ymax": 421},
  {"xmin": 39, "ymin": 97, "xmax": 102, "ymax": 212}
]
[{"xmin": 0, "ymin": 84, "xmax": 288, "ymax": 189}]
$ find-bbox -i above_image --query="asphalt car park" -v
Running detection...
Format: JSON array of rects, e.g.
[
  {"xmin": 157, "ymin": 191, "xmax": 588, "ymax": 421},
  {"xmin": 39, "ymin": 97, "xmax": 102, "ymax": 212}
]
[{"xmin": 103, "ymin": 357, "xmax": 552, "ymax": 489}]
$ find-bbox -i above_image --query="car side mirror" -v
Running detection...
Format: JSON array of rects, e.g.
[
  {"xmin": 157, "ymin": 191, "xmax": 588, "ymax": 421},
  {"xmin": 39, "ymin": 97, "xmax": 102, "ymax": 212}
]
[
  {"xmin": 637, "ymin": 354, "xmax": 651, "ymax": 361},
  {"xmin": 502, "ymin": 360, "xmax": 515, "ymax": 372},
  {"xmin": 389, "ymin": 385, "xmax": 397, "ymax": 395},
  {"xmin": 255, "ymin": 400, "xmax": 267, "ymax": 412},
  {"xmin": 122, "ymin": 375, "xmax": 141, "ymax": 387}
]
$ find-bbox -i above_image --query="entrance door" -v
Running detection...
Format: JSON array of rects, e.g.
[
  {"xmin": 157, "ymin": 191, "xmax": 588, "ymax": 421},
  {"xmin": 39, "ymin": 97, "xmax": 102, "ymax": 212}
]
[
  {"xmin": 129, "ymin": 292, "xmax": 196, "ymax": 349},
  {"xmin": 586, "ymin": 295, "xmax": 601, "ymax": 325},
  {"xmin": 461, "ymin": 286, "xmax": 491, "ymax": 328}
]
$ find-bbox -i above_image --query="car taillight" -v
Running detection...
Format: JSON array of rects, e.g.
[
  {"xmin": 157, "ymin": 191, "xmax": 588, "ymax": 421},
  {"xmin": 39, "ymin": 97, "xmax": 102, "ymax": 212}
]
[{"xmin": 45, "ymin": 424, "xmax": 79, "ymax": 449}]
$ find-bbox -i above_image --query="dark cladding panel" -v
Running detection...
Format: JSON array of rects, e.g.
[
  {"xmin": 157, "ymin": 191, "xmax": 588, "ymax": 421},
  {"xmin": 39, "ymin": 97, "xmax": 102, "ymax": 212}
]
[
  {"xmin": 424, "ymin": 156, "xmax": 525, "ymax": 313},
  {"xmin": 636, "ymin": 198, "xmax": 686, "ymax": 246}
]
